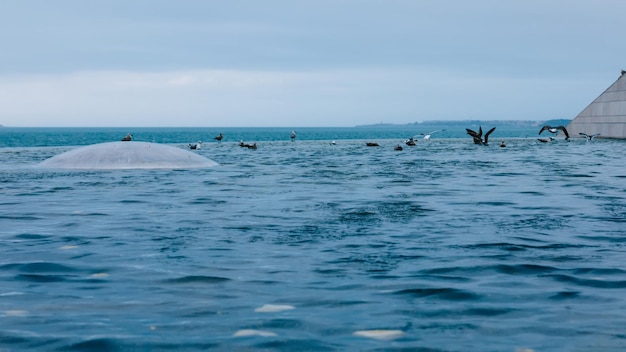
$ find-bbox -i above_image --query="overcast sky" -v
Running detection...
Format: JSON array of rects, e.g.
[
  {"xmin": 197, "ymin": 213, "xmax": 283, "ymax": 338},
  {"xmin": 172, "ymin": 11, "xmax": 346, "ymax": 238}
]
[{"xmin": 0, "ymin": 0, "xmax": 624, "ymax": 127}]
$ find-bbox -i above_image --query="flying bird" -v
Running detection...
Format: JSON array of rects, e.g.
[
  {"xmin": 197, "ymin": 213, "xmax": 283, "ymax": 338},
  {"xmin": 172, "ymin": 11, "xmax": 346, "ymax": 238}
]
[
  {"xmin": 579, "ymin": 132, "xmax": 601, "ymax": 141},
  {"xmin": 466, "ymin": 126, "xmax": 496, "ymax": 145},
  {"xmin": 418, "ymin": 129, "xmax": 445, "ymax": 140},
  {"xmin": 539, "ymin": 125, "xmax": 570, "ymax": 140}
]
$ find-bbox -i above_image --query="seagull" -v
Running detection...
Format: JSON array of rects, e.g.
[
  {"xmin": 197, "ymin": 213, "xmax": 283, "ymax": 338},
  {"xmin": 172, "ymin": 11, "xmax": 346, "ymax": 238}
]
[
  {"xmin": 214, "ymin": 133, "xmax": 223, "ymax": 142},
  {"xmin": 189, "ymin": 141, "xmax": 202, "ymax": 150},
  {"xmin": 466, "ymin": 126, "xmax": 496, "ymax": 145},
  {"xmin": 290, "ymin": 130, "xmax": 296, "ymax": 141},
  {"xmin": 330, "ymin": 141, "xmax": 336, "ymax": 145},
  {"xmin": 579, "ymin": 132, "xmax": 601, "ymax": 141},
  {"xmin": 405, "ymin": 137, "xmax": 417, "ymax": 146},
  {"xmin": 539, "ymin": 125, "xmax": 570, "ymax": 140},
  {"xmin": 121, "ymin": 133, "xmax": 133, "ymax": 141},
  {"xmin": 499, "ymin": 140, "xmax": 506, "ymax": 148},
  {"xmin": 394, "ymin": 144, "xmax": 403, "ymax": 151},
  {"xmin": 418, "ymin": 129, "xmax": 445, "ymax": 140}
]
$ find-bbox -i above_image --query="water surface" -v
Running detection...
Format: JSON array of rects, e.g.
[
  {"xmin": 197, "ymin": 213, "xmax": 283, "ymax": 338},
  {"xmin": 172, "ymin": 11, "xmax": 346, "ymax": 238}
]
[{"xmin": 1, "ymin": 128, "xmax": 625, "ymax": 351}]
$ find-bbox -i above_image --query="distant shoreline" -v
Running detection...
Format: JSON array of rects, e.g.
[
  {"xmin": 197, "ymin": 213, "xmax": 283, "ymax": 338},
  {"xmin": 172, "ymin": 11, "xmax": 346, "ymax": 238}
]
[
  {"xmin": 354, "ymin": 119, "xmax": 571, "ymax": 128},
  {"xmin": 0, "ymin": 119, "xmax": 572, "ymax": 129}
]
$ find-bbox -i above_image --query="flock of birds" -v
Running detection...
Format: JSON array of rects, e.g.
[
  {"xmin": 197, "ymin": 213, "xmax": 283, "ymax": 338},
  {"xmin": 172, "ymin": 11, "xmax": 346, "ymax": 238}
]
[{"xmin": 119, "ymin": 127, "xmax": 601, "ymax": 151}]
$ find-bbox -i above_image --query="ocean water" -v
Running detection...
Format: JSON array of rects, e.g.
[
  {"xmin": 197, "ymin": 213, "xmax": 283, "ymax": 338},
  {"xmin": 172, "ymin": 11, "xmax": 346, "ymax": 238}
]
[{"xmin": 1, "ymin": 126, "xmax": 625, "ymax": 351}]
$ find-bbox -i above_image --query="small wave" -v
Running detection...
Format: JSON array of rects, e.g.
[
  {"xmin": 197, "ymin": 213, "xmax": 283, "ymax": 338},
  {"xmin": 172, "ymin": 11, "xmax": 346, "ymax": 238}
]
[
  {"xmin": 13, "ymin": 233, "xmax": 52, "ymax": 240},
  {"xmin": 393, "ymin": 287, "xmax": 480, "ymax": 301},
  {"xmin": 1, "ymin": 262, "xmax": 78, "ymax": 273},
  {"xmin": 543, "ymin": 274, "xmax": 626, "ymax": 288},
  {"xmin": 458, "ymin": 242, "xmax": 583, "ymax": 252},
  {"xmin": 0, "ymin": 215, "xmax": 41, "ymax": 221},
  {"xmin": 549, "ymin": 291, "xmax": 581, "ymax": 300},
  {"xmin": 494, "ymin": 264, "xmax": 557, "ymax": 275},
  {"xmin": 15, "ymin": 273, "xmax": 72, "ymax": 282},
  {"xmin": 164, "ymin": 275, "xmax": 230, "ymax": 284}
]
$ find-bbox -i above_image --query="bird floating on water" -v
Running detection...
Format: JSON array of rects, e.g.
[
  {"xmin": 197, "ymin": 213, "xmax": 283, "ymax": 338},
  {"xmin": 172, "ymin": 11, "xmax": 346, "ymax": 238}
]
[
  {"xmin": 121, "ymin": 133, "xmax": 133, "ymax": 141},
  {"xmin": 290, "ymin": 130, "xmax": 296, "ymax": 141},
  {"xmin": 366, "ymin": 142, "xmax": 379, "ymax": 147},
  {"xmin": 579, "ymin": 132, "xmax": 601, "ymax": 141},
  {"xmin": 466, "ymin": 126, "xmax": 495, "ymax": 145},
  {"xmin": 537, "ymin": 137, "xmax": 555, "ymax": 143},
  {"xmin": 189, "ymin": 141, "xmax": 202, "ymax": 150},
  {"xmin": 394, "ymin": 144, "xmax": 403, "ymax": 151},
  {"xmin": 539, "ymin": 125, "xmax": 570, "ymax": 140},
  {"xmin": 405, "ymin": 137, "xmax": 416, "ymax": 146},
  {"xmin": 214, "ymin": 133, "xmax": 223, "ymax": 142},
  {"xmin": 499, "ymin": 140, "xmax": 506, "ymax": 148},
  {"xmin": 238, "ymin": 140, "xmax": 257, "ymax": 149}
]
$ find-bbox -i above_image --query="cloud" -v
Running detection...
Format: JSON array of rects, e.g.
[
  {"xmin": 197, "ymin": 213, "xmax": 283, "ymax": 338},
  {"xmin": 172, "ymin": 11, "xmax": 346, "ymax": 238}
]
[{"xmin": 0, "ymin": 68, "xmax": 606, "ymax": 127}]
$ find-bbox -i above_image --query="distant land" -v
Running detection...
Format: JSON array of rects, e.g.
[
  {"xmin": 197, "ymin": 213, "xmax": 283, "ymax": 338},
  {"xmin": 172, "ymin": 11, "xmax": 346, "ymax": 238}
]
[
  {"xmin": 0, "ymin": 120, "xmax": 572, "ymax": 129},
  {"xmin": 355, "ymin": 119, "xmax": 571, "ymax": 128}
]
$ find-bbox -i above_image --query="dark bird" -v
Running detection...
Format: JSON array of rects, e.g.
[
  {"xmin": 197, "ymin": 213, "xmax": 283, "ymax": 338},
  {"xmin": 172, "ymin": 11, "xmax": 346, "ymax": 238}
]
[
  {"xmin": 366, "ymin": 142, "xmax": 379, "ymax": 147},
  {"xmin": 537, "ymin": 137, "xmax": 555, "ymax": 143},
  {"xmin": 499, "ymin": 140, "xmax": 506, "ymax": 148},
  {"xmin": 539, "ymin": 125, "xmax": 570, "ymax": 140},
  {"xmin": 290, "ymin": 130, "xmax": 296, "ymax": 141},
  {"xmin": 394, "ymin": 144, "xmax": 403, "ymax": 151},
  {"xmin": 621, "ymin": 69, "xmax": 626, "ymax": 76},
  {"xmin": 405, "ymin": 137, "xmax": 416, "ymax": 146},
  {"xmin": 238, "ymin": 140, "xmax": 257, "ymax": 149},
  {"xmin": 188, "ymin": 141, "xmax": 202, "ymax": 150},
  {"xmin": 466, "ymin": 126, "xmax": 496, "ymax": 145},
  {"xmin": 121, "ymin": 133, "xmax": 133, "ymax": 141},
  {"xmin": 579, "ymin": 132, "xmax": 601, "ymax": 141},
  {"xmin": 214, "ymin": 133, "xmax": 223, "ymax": 141}
]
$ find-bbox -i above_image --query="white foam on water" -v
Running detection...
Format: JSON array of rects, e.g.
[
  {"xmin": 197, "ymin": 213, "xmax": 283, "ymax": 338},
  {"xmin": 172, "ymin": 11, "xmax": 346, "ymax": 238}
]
[
  {"xmin": 233, "ymin": 329, "xmax": 277, "ymax": 337},
  {"xmin": 353, "ymin": 330, "xmax": 405, "ymax": 340},
  {"xmin": 254, "ymin": 304, "xmax": 295, "ymax": 313}
]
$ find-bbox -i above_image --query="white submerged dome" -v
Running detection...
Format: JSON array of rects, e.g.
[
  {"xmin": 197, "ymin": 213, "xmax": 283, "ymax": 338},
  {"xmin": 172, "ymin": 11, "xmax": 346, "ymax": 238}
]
[{"xmin": 38, "ymin": 141, "xmax": 219, "ymax": 170}]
